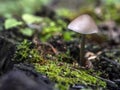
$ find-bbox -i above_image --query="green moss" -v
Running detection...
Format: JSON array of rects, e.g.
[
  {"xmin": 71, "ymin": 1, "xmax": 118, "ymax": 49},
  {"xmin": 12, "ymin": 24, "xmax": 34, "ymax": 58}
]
[
  {"xmin": 35, "ymin": 61, "xmax": 106, "ymax": 89},
  {"xmin": 13, "ymin": 39, "xmax": 44, "ymax": 63}
]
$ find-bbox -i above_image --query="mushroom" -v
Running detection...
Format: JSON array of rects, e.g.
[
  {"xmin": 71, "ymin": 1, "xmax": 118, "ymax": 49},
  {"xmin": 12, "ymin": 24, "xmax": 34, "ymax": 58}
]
[{"xmin": 67, "ymin": 14, "xmax": 98, "ymax": 67}]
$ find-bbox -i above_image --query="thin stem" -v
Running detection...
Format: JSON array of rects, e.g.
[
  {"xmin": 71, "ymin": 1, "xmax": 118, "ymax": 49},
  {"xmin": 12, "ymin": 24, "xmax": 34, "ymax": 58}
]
[{"xmin": 80, "ymin": 34, "xmax": 86, "ymax": 66}]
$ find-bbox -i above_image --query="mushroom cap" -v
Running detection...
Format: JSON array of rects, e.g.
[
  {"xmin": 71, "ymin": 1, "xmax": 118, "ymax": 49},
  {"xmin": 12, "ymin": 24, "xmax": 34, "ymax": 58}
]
[{"xmin": 68, "ymin": 14, "xmax": 98, "ymax": 34}]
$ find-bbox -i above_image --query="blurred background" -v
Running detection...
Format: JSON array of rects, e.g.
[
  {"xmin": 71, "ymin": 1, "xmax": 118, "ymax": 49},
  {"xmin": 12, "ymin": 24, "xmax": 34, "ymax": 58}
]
[{"xmin": 0, "ymin": 0, "xmax": 120, "ymax": 44}]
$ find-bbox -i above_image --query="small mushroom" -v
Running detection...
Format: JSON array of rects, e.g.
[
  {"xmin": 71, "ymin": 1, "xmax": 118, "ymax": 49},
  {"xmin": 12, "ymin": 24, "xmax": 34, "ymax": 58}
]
[{"xmin": 67, "ymin": 14, "xmax": 98, "ymax": 67}]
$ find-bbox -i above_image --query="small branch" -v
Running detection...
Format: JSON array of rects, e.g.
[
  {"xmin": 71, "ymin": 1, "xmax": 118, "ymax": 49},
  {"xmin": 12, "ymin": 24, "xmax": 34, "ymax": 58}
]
[
  {"xmin": 100, "ymin": 56, "xmax": 120, "ymax": 67},
  {"xmin": 33, "ymin": 36, "xmax": 59, "ymax": 55},
  {"xmin": 96, "ymin": 76, "xmax": 118, "ymax": 88},
  {"xmin": 41, "ymin": 42, "xmax": 59, "ymax": 55}
]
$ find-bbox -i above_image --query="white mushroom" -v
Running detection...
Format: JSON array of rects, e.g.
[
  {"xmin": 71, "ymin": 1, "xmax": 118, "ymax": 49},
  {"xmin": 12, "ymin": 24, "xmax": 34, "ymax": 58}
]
[
  {"xmin": 67, "ymin": 14, "xmax": 98, "ymax": 66},
  {"xmin": 68, "ymin": 14, "xmax": 98, "ymax": 34}
]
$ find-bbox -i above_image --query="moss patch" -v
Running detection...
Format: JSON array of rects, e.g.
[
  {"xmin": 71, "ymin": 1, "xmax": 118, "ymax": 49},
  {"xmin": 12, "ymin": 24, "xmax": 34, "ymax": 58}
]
[
  {"xmin": 13, "ymin": 40, "xmax": 44, "ymax": 63},
  {"xmin": 35, "ymin": 60, "xmax": 106, "ymax": 89}
]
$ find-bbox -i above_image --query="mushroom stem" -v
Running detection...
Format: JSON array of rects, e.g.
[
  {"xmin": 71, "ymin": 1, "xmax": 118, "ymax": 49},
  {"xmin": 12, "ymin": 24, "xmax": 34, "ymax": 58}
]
[{"xmin": 80, "ymin": 34, "xmax": 86, "ymax": 66}]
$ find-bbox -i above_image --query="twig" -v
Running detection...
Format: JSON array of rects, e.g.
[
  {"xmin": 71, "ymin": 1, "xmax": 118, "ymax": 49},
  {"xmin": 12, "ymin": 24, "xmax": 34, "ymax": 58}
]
[
  {"xmin": 100, "ymin": 56, "xmax": 120, "ymax": 66},
  {"xmin": 33, "ymin": 36, "xmax": 59, "ymax": 55},
  {"xmin": 96, "ymin": 76, "xmax": 118, "ymax": 88}
]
